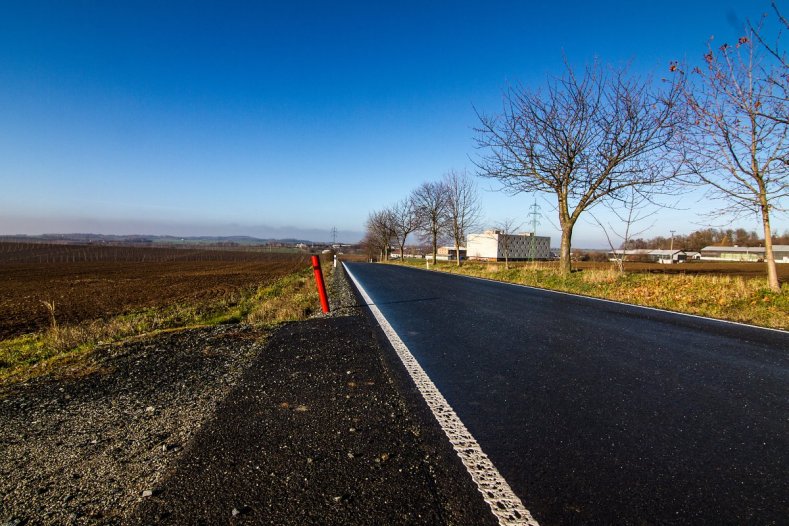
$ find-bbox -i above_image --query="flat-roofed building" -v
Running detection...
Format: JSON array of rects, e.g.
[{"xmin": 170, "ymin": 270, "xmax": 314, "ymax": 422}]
[
  {"xmin": 699, "ymin": 245, "xmax": 789, "ymax": 263},
  {"xmin": 434, "ymin": 246, "xmax": 466, "ymax": 261},
  {"xmin": 607, "ymin": 249, "xmax": 688, "ymax": 264},
  {"xmin": 467, "ymin": 230, "xmax": 551, "ymax": 261}
]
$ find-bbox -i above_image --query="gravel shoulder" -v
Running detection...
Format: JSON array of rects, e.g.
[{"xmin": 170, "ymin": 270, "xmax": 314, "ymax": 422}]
[
  {"xmin": 2, "ymin": 263, "xmax": 496, "ymax": 525},
  {"xmin": 1, "ymin": 324, "xmax": 263, "ymax": 525}
]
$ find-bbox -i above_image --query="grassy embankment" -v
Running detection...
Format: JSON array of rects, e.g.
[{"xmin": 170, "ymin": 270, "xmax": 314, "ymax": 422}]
[
  {"xmin": 0, "ymin": 263, "xmax": 327, "ymax": 386},
  {"xmin": 393, "ymin": 259, "xmax": 789, "ymax": 330}
]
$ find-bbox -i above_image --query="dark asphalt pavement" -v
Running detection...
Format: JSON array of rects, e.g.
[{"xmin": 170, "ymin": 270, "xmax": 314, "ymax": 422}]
[
  {"xmin": 132, "ymin": 315, "xmax": 496, "ymax": 526},
  {"xmin": 345, "ymin": 263, "xmax": 789, "ymax": 525}
]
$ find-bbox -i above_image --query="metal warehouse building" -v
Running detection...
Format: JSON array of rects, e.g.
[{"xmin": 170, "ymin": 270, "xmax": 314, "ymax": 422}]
[
  {"xmin": 467, "ymin": 230, "xmax": 551, "ymax": 261},
  {"xmin": 699, "ymin": 245, "xmax": 789, "ymax": 263}
]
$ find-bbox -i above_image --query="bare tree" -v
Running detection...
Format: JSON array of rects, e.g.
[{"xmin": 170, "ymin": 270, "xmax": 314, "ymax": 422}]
[
  {"xmin": 443, "ymin": 170, "xmax": 481, "ymax": 266},
  {"xmin": 360, "ymin": 233, "xmax": 378, "ymax": 262},
  {"xmin": 475, "ymin": 60, "xmax": 683, "ymax": 274},
  {"xmin": 679, "ymin": 28, "xmax": 788, "ymax": 291},
  {"xmin": 589, "ymin": 187, "xmax": 659, "ymax": 273},
  {"xmin": 391, "ymin": 198, "xmax": 420, "ymax": 261},
  {"xmin": 750, "ymin": 2, "xmax": 788, "ymax": 125},
  {"xmin": 411, "ymin": 181, "xmax": 449, "ymax": 264},
  {"xmin": 364, "ymin": 209, "xmax": 396, "ymax": 262},
  {"xmin": 492, "ymin": 217, "xmax": 523, "ymax": 269}
]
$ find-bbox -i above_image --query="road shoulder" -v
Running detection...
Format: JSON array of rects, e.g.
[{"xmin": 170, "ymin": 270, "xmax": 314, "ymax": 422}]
[{"xmin": 131, "ymin": 265, "xmax": 496, "ymax": 525}]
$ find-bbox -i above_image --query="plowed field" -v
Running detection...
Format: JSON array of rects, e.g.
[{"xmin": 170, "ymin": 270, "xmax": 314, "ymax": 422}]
[{"xmin": 0, "ymin": 243, "xmax": 309, "ymax": 340}]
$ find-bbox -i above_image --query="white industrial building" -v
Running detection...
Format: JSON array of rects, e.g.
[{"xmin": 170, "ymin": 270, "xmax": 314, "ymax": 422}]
[
  {"xmin": 467, "ymin": 230, "xmax": 551, "ymax": 261},
  {"xmin": 607, "ymin": 249, "xmax": 692, "ymax": 264},
  {"xmin": 435, "ymin": 246, "xmax": 466, "ymax": 261},
  {"xmin": 699, "ymin": 245, "xmax": 789, "ymax": 263}
]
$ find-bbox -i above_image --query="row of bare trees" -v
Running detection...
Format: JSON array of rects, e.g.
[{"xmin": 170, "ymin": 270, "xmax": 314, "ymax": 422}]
[
  {"xmin": 474, "ymin": 3, "xmax": 787, "ymax": 290},
  {"xmin": 364, "ymin": 171, "xmax": 481, "ymax": 266}
]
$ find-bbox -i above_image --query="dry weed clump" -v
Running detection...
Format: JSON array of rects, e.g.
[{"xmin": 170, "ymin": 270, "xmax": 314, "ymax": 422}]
[
  {"xmin": 579, "ymin": 267, "xmax": 620, "ymax": 284},
  {"xmin": 246, "ymin": 271, "xmax": 320, "ymax": 326}
]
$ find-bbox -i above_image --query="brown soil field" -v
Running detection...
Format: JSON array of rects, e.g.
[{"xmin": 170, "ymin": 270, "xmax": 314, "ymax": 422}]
[{"xmin": 0, "ymin": 243, "xmax": 309, "ymax": 340}]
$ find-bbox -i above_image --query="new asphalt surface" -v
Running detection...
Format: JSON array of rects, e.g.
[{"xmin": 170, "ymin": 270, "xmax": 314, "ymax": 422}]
[{"xmin": 344, "ymin": 262, "xmax": 789, "ymax": 525}]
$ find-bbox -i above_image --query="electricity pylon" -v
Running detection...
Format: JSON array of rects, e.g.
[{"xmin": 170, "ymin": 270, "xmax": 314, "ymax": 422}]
[{"xmin": 527, "ymin": 200, "xmax": 541, "ymax": 261}]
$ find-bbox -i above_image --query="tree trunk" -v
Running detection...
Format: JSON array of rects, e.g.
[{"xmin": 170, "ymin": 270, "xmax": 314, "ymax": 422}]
[
  {"xmin": 455, "ymin": 241, "xmax": 461, "ymax": 267},
  {"xmin": 760, "ymin": 204, "xmax": 780, "ymax": 292},
  {"xmin": 400, "ymin": 242, "xmax": 406, "ymax": 263},
  {"xmin": 559, "ymin": 225, "xmax": 573, "ymax": 275},
  {"xmin": 432, "ymin": 233, "xmax": 438, "ymax": 266}
]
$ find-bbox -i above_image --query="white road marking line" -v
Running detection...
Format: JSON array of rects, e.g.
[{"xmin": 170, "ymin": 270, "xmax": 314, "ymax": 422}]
[
  {"xmin": 344, "ymin": 264, "xmax": 539, "ymax": 526},
  {"xmin": 404, "ymin": 265, "xmax": 788, "ymax": 334}
]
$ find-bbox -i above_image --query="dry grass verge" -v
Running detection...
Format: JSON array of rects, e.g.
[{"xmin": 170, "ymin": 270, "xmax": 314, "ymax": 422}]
[{"xmin": 393, "ymin": 260, "xmax": 789, "ymax": 330}]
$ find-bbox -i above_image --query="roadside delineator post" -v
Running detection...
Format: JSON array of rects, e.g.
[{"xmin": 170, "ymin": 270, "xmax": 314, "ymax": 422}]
[{"xmin": 311, "ymin": 255, "xmax": 330, "ymax": 313}]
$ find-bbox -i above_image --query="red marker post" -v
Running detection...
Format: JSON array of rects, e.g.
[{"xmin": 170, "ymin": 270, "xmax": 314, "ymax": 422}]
[{"xmin": 311, "ymin": 255, "xmax": 330, "ymax": 313}]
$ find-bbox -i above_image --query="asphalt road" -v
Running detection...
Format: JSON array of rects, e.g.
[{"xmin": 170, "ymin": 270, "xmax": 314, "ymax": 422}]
[{"xmin": 345, "ymin": 262, "xmax": 789, "ymax": 525}]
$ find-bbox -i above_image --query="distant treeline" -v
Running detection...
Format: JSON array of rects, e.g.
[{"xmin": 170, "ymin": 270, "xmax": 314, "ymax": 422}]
[{"xmin": 626, "ymin": 229, "xmax": 789, "ymax": 252}]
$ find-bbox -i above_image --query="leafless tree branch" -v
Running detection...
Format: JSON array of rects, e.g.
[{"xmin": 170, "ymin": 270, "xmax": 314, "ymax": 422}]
[
  {"xmin": 677, "ymin": 25, "xmax": 788, "ymax": 291},
  {"xmin": 475, "ymin": 60, "xmax": 683, "ymax": 274},
  {"xmin": 411, "ymin": 181, "xmax": 450, "ymax": 264},
  {"xmin": 443, "ymin": 169, "xmax": 481, "ymax": 266}
]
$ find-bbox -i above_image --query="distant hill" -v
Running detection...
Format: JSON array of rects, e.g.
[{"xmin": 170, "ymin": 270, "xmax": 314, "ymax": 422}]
[{"xmin": 0, "ymin": 233, "xmax": 320, "ymax": 246}]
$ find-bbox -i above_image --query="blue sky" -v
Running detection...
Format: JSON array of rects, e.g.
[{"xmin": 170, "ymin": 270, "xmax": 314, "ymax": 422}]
[{"xmin": 1, "ymin": 1, "xmax": 786, "ymax": 245}]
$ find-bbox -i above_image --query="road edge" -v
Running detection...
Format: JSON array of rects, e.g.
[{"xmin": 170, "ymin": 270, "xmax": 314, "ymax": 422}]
[{"xmin": 344, "ymin": 263, "xmax": 539, "ymax": 526}]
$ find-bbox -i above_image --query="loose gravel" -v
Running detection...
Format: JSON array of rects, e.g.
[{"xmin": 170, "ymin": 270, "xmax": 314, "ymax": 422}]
[
  {"xmin": 1, "ymin": 325, "xmax": 263, "ymax": 525},
  {"xmin": 325, "ymin": 259, "xmax": 362, "ymax": 318}
]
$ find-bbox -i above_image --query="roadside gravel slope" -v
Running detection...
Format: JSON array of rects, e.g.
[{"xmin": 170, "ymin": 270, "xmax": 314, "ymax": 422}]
[
  {"xmin": 2, "ymin": 263, "xmax": 495, "ymax": 525},
  {"xmin": 1, "ymin": 325, "xmax": 262, "ymax": 525}
]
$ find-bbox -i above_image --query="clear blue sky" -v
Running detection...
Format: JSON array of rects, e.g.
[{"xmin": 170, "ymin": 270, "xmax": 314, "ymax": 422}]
[{"xmin": 1, "ymin": 1, "xmax": 786, "ymax": 245}]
